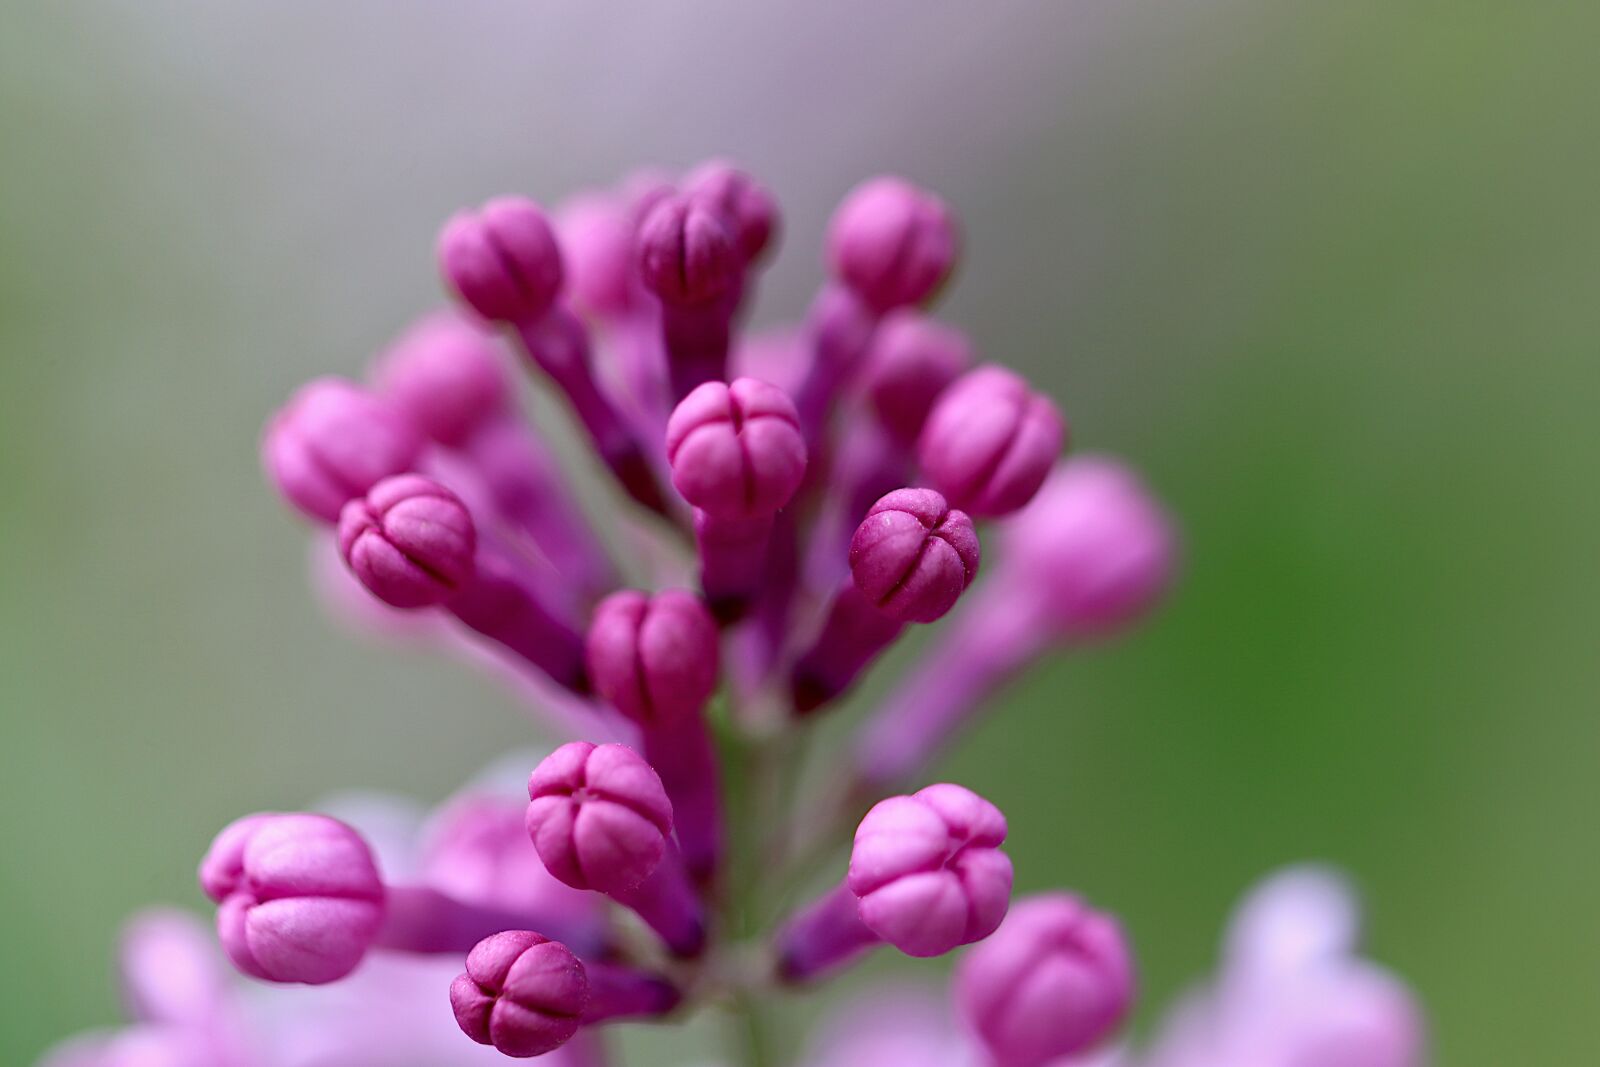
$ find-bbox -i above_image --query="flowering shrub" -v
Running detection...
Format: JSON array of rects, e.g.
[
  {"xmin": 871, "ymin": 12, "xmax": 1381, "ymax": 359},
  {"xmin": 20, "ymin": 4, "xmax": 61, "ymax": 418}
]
[{"xmin": 40, "ymin": 161, "xmax": 1422, "ymax": 1067}]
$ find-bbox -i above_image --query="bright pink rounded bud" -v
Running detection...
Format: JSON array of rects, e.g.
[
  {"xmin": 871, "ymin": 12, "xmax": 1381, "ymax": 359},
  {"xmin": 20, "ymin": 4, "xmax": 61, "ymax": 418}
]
[
  {"xmin": 198, "ymin": 813, "xmax": 384, "ymax": 985},
  {"xmin": 683, "ymin": 159, "xmax": 779, "ymax": 264},
  {"xmin": 827, "ymin": 176, "xmax": 958, "ymax": 311},
  {"xmin": 636, "ymin": 195, "xmax": 738, "ymax": 306},
  {"xmin": 525, "ymin": 742, "xmax": 674, "ymax": 896},
  {"xmin": 956, "ymin": 894, "xmax": 1135, "ymax": 1067},
  {"xmin": 666, "ymin": 378, "xmax": 806, "ymax": 520},
  {"xmin": 861, "ymin": 312, "xmax": 973, "ymax": 443},
  {"xmin": 847, "ymin": 783, "xmax": 1012, "ymax": 957},
  {"xmin": 439, "ymin": 197, "xmax": 565, "ymax": 324},
  {"xmin": 261, "ymin": 377, "xmax": 424, "ymax": 523},
  {"xmin": 919, "ymin": 365, "xmax": 1066, "ymax": 518},
  {"xmin": 370, "ymin": 312, "xmax": 511, "ymax": 447},
  {"xmin": 337, "ymin": 475, "xmax": 475, "ymax": 609},
  {"xmin": 450, "ymin": 930, "xmax": 588, "ymax": 1058},
  {"xmin": 999, "ymin": 457, "xmax": 1177, "ymax": 638},
  {"xmin": 585, "ymin": 590, "xmax": 719, "ymax": 727},
  {"xmin": 850, "ymin": 488, "xmax": 979, "ymax": 624}
]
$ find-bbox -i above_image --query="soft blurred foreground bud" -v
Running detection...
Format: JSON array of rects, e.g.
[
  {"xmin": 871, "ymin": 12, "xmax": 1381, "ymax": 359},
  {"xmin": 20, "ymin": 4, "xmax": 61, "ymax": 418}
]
[
  {"xmin": 956, "ymin": 894, "xmax": 1135, "ymax": 1067},
  {"xmin": 850, "ymin": 488, "xmax": 979, "ymax": 623},
  {"xmin": 919, "ymin": 365, "xmax": 1066, "ymax": 518},
  {"xmin": 525, "ymin": 742, "xmax": 672, "ymax": 896},
  {"xmin": 369, "ymin": 311, "xmax": 511, "ymax": 448},
  {"xmin": 450, "ymin": 931, "xmax": 587, "ymax": 1058},
  {"xmin": 337, "ymin": 475, "xmax": 476, "ymax": 609},
  {"xmin": 439, "ymin": 198, "xmax": 565, "ymax": 325},
  {"xmin": 585, "ymin": 590, "xmax": 718, "ymax": 727},
  {"xmin": 667, "ymin": 377, "xmax": 807, "ymax": 520},
  {"xmin": 262, "ymin": 378, "xmax": 424, "ymax": 523},
  {"xmin": 828, "ymin": 176, "xmax": 958, "ymax": 312},
  {"xmin": 200, "ymin": 814, "xmax": 384, "ymax": 985},
  {"xmin": 862, "ymin": 311, "xmax": 973, "ymax": 444},
  {"xmin": 849, "ymin": 783, "xmax": 1013, "ymax": 957}
]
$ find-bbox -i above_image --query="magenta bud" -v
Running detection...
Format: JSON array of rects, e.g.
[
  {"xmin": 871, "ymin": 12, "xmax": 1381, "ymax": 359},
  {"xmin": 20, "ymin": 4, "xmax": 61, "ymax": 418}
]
[
  {"xmin": 439, "ymin": 197, "xmax": 565, "ymax": 324},
  {"xmin": 525, "ymin": 742, "xmax": 674, "ymax": 896},
  {"xmin": 847, "ymin": 783, "xmax": 1012, "ymax": 957},
  {"xmin": 683, "ymin": 159, "xmax": 779, "ymax": 264},
  {"xmin": 918, "ymin": 365, "xmax": 1066, "ymax": 517},
  {"xmin": 261, "ymin": 377, "xmax": 424, "ymax": 523},
  {"xmin": 198, "ymin": 813, "xmax": 384, "ymax": 985},
  {"xmin": 556, "ymin": 192, "xmax": 639, "ymax": 318},
  {"xmin": 370, "ymin": 312, "xmax": 511, "ymax": 447},
  {"xmin": 956, "ymin": 894, "xmax": 1135, "ymax": 1067},
  {"xmin": 861, "ymin": 312, "xmax": 973, "ymax": 443},
  {"xmin": 585, "ymin": 590, "xmax": 719, "ymax": 728},
  {"xmin": 450, "ymin": 930, "xmax": 588, "ymax": 1058},
  {"xmin": 666, "ymin": 378, "xmax": 807, "ymax": 520},
  {"xmin": 337, "ymin": 475, "xmax": 476, "ymax": 609},
  {"xmin": 636, "ymin": 195, "xmax": 738, "ymax": 306},
  {"xmin": 999, "ymin": 457, "xmax": 1177, "ymax": 638},
  {"xmin": 849, "ymin": 488, "xmax": 979, "ymax": 624},
  {"xmin": 826, "ymin": 176, "xmax": 958, "ymax": 311}
]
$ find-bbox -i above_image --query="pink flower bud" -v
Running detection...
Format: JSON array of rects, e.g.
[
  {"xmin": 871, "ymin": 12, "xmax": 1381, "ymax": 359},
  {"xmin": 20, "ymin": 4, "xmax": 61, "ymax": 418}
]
[
  {"xmin": 585, "ymin": 590, "xmax": 719, "ymax": 727},
  {"xmin": 847, "ymin": 783, "xmax": 1012, "ymax": 957},
  {"xmin": 449, "ymin": 930, "xmax": 588, "ymax": 1058},
  {"xmin": 198, "ymin": 813, "xmax": 384, "ymax": 985},
  {"xmin": 555, "ymin": 192, "xmax": 639, "ymax": 318},
  {"xmin": 439, "ymin": 197, "xmax": 565, "ymax": 325},
  {"xmin": 956, "ymin": 894, "xmax": 1136, "ymax": 1067},
  {"xmin": 918, "ymin": 366, "xmax": 1066, "ymax": 518},
  {"xmin": 666, "ymin": 378, "xmax": 806, "ymax": 520},
  {"xmin": 525, "ymin": 742, "xmax": 674, "ymax": 896},
  {"xmin": 861, "ymin": 311, "xmax": 973, "ymax": 444},
  {"xmin": 683, "ymin": 159, "xmax": 779, "ymax": 264},
  {"xmin": 261, "ymin": 377, "xmax": 424, "ymax": 523},
  {"xmin": 998, "ymin": 457, "xmax": 1177, "ymax": 638},
  {"xmin": 850, "ymin": 488, "xmax": 979, "ymax": 624},
  {"xmin": 827, "ymin": 176, "xmax": 958, "ymax": 312},
  {"xmin": 369, "ymin": 312, "xmax": 511, "ymax": 448},
  {"xmin": 337, "ymin": 475, "xmax": 476, "ymax": 609},
  {"xmin": 636, "ymin": 195, "xmax": 738, "ymax": 306}
]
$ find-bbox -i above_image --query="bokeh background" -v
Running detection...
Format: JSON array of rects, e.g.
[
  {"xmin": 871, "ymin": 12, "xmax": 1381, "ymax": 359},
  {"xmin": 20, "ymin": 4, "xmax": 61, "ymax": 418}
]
[{"xmin": 3, "ymin": 1, "xmax": 1597, "ymax": 1062}]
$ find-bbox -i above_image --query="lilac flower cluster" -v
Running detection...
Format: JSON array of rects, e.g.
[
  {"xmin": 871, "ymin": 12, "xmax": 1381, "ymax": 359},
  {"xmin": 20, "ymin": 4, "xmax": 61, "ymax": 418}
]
[{"xmin": 39, "ymin": 161, "xmax": 1424, "ymax": 1067}]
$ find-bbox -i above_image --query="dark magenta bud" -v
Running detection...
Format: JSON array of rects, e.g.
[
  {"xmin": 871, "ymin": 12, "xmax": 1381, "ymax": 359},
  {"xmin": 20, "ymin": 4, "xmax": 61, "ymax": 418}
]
[
  {"xmin": 337, "ymin": 475, "xmax": 476, "ymax": 609},
  {"xmin": 585, "ymin": 590, "xmax": 719, "ymax": 728},
  {"xmin": 439, "ymin": 197, "xmax": 565, "ymax": 324},
  {"xmin": 918, "ymin": 365, "xmax": 1066, "ymax": 517},
  {"xmin": 861, "ymin": 311, "xmax": 973, "ymax": 444},
  {"xmin": 261, "ymin": 377, "xmax": 424, "ymax": 524},
  {"xmin": 849, "ymin": 488, "xmax": 979, "ymax": 624},
  {"xmin": 826, "ymin": 176, "xmax": 958, "ymax": 312},
  {"xmin": 666, "ymin": 377, "xmax": 807, "ymax": 520},
  {"xmin": 636, "ymin": 195, "xmax": 738, "ymax": 306},
  {"xmin": 683, "ymin": 159, "xmax": 779, "ymax": 264},
  {"xmin": 449, "ymin": 930, "xmax": 588, "ymax": 1058}
]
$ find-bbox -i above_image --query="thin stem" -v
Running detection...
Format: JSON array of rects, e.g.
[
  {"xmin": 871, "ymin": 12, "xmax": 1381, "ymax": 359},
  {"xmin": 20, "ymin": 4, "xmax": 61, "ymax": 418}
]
[{"xmin": 729, "ymin": 987, "xmax": 778, "ymax": 1067}]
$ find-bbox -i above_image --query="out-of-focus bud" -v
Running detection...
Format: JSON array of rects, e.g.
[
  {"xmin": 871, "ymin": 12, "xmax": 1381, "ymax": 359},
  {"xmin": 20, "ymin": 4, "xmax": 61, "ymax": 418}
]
[
  {"xmin": 827, "ymin": 176, "xmax": 958, "ymax": 312},
  {"xmin": 262, "ymin": 377, "xmax": 424, "ymax": 523},
  {"xmin": 956, "ymin": 894, "xmax": 1135, "ymax": 1067},
  {"xmin": 637, "ymin": 195, "xmax": 738, "ymax": 307},
  {"xmin": 585, "ymin": 590, "xmax": 719, "ymax": 728},
  {"xmin": 524, "ymin": 742, "xmax": 673, "ymax": 896},
  {"xmin": 666, "ymin": 378, "xmax": 807, "ymax": 520},
  {"xmin": 918, "ymin": 366, "xmax": 1066, "ymax": 518},
  {"xmin": 861, "ymin": 312, "xmax": 973, "ymax": 444},
  {"xmin": 438, "ymin": 197, "xmax": 565, "ymax": 325},
  {"xmin": 199, "ymin": 814, "xmax": 384, "ymax": 985},
  {"xmin": 847, "ymin": 783, "xmax": 1012, "ymax": 957},
  {"xmin": 337, "ymin": 475, "xmax": 476, "ymax": 610},
  {"xmin": 370, "ymin": 312, "xmax": 511, "ymax": 448},
  {"xmin": 997, "ymin": 456, "xmax": 1177, "ymax": 639},
  {"xmin": 683, "ymin": 159, "xmax": 780, "ymax": 264},
  {"xmin": 849, "ymin": 488, "xmax": 979, "ymax": 623},
  {"xmin": 449, "ymin": 930, "xmax": 588, "ymax": 1058},
  {"xmin": 556, "ymin": 192, "xmax": 639, "ymax": 319}
]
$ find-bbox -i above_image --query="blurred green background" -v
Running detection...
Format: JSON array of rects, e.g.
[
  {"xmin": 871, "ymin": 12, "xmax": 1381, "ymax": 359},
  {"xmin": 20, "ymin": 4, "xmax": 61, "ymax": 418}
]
[{"xmin": 3, "ymin": 1, "xmax": 1597, "ymax": 1062}]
